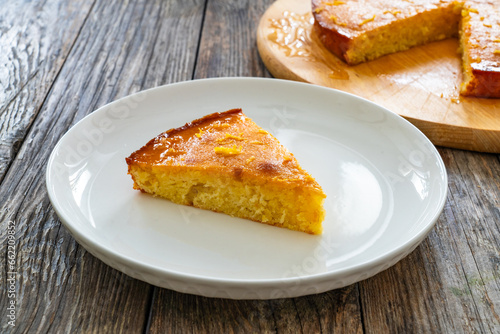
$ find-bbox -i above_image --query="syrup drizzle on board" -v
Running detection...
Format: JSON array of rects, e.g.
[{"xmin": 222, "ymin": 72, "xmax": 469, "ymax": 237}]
[
  {"xmin": 268, "ymin": 11, "xmax": 349, "ymax": 79},
  {"xmin": 257, "ymin": 0, "xmax": 500, "ymax": 153}
]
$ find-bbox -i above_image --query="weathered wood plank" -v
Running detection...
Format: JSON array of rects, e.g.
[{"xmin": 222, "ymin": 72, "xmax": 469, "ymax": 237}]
[
  {"xmin": 0, "ymin": 0, "xmax": 205, "ymax": 332},
  {"xmin": 360, "ymin": 148, "xmax": 500, "ymax": 334},
  {"xmin": 0, "ymin": 0, "xmax": 96, "ymax": 183},
  {"xmin": 270, "ymin": 286, "xmax": 363, "ymax": 333},
  {"xmin": 193, "ymin": 0, "xmax": 273, "ymax": 79},
  {"xmin": 440, "ymin": 150, "xmax": 500, "ymax": 332},
  {"xmin": 147, "ymin": 286, "xmax": 362, "ymax": 333},
  {"xmin": 148, "ymin": 291, "xmax": 276, "ymax": 333}
]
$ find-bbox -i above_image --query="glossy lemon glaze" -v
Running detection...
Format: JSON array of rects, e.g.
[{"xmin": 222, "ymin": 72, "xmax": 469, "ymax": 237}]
[
  {"xmin": 459, "ymin": 1, "xmax": 500, "ymax": 97},
  {"xmin": 312, "ymin": 0, "xmax": 461, "ymax": 37},
  {"xmin": 311, "ymin": 0, "xmax": 462, "ymax": 65},
  {"xmin": 126, "ymin": 109, "xmax": 324, "ymax": 191},
  {"xmin": 463, "ymin": 3, "xmax": 500, "ymax": 71}
]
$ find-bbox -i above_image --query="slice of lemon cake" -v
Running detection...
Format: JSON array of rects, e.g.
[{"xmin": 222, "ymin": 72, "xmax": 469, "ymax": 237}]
[{"xmin": 126, "ymin": 108, "xmax": 326, "ymax": 235}]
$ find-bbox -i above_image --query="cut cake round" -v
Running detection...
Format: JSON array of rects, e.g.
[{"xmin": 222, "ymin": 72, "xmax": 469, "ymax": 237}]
[{"xmin": 312, "ymin": 0, "xmax": 500, "ymax": 98}]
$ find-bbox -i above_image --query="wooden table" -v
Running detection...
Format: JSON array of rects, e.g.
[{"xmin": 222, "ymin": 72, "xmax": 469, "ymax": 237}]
[{"xmin": 1, "ymin": 0, "xmax": 499, "ymax": 332}]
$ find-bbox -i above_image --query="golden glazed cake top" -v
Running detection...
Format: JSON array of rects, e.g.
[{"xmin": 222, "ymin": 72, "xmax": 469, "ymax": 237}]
[
  {"xmin": 126, "ymin": 109, "xmax": 324, "ymax": 192},
  {"xmin": 312, "ymin": 0, "xmax": 460, "ymax": 38},
  {"xmin": 462, "ymin": 2, "xmax": 500, "ymax": 73}
]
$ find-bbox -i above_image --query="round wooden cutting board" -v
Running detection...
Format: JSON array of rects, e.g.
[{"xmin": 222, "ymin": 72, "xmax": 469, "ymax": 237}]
[{"xmin": 257, "ymin": 0, "xmax": 500, "ymax": 153}]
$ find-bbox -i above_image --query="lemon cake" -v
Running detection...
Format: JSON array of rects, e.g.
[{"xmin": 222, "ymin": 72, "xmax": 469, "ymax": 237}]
[
  {"xmin": 459, "ymin": 2, "xmax": 500, "ymax": 97},
  {"xmin": 125, "ymin": 109, "xmax": 326, "ymax": 235},
  {"xmin": 312, "ymin": 0, "xmax": 500, "ymax": 98}
]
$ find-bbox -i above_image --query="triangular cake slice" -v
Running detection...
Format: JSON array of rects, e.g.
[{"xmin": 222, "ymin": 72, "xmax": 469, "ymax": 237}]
[{"xmin": 126, "ymin": 108, "xmax": 326, "ymax": 234}]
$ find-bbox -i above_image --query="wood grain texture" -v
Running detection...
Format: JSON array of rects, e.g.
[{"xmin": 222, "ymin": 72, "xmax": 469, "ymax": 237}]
[
  {"xmin": 0, "ymin": 0, "xmax": 205, "ymax": 332},
  {"xmin": 194, "ymin": 0, "xmax": 273, "ymax": 79},
  {"xmin": 0, "ymin": 0, "xmax": 96, "ymax": 183},
  {"xmin": 361, "ymin": 148, "xmax": 500, "ymax": 334},
  {"xmin": 256, "ymin": 0, "xmax": 500, "ymax": 153}
]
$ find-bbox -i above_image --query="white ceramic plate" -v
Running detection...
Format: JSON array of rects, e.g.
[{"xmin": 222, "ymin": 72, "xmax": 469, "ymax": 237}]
[{"xmin": 46, "ymin": 77, "xmax": 447, "ymax": 299}]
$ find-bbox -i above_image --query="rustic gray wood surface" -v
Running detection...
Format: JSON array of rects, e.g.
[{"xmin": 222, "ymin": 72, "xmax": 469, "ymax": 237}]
[{"xmin": 0, "ymin": 0, "xmax": 499, "ymax": 333}]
